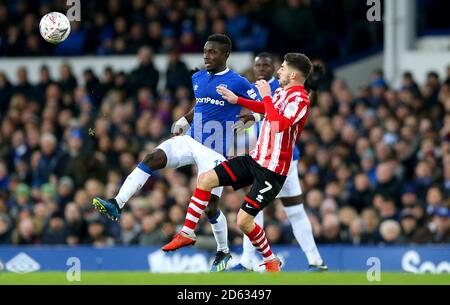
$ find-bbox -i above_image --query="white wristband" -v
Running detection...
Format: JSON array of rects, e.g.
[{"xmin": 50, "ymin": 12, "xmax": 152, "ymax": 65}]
[
  {"xmin": 252, "ymin": 113, "xmax": 262, "ymax": 122},
  {"xmin": 178, "ymin": 116, "xmax": 189, "ymax": 126},
  {"xmin": 172, "ymin": 116, "xmax": 190, "ymax": 135}
]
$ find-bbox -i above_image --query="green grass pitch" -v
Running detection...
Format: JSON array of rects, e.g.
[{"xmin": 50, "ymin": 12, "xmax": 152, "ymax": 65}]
[{"xmin": 0, "ymin": 272, "xmax": 449, "ymax": 285}]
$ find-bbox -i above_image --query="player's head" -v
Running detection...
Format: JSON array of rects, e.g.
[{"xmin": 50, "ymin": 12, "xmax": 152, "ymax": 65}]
[
  {"xmin": 277, "ymin": 53, "xmax": 312, "ymax": 88},
  {"xmin": 203, "ymin": 34, "xmax": 232, "ymax": 73},
  {"xmin": 253, "ymin": 52, "xmax": 275, "ymax": 81}
]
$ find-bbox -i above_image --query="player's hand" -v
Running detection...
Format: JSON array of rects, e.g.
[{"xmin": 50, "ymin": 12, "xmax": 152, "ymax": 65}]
[
  {"xmin": 232, "ymin": 114, "xmax": 258, "ymax": 133},
  {"xmin": 171, "ymin": 116, "xmax": 190, "ymax": 136},
  {"xmin": 255, "ymin": 80, "xmax": 271, "ymax": 98},
  {"xmin": 216, "ymin": 86, "xmax": 238, "ymax": 104}
]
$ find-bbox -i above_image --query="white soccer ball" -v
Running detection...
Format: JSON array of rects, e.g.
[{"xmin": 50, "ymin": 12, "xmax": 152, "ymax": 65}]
[{"xmin": 39, "ymin": 12, "xmax": 71, "ymax": 44}]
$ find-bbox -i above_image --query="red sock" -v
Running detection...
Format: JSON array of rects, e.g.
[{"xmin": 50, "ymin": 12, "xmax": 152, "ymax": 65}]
[
  {"xmin": 246, "ymin": 224, "xmax": 276, "ymax": 261},
  {"xmin": 181, "ymin": 188, "xmax": 211, "ymax": 235}
]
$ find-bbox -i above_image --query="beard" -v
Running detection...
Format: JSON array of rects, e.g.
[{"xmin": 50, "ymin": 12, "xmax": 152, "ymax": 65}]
[{"xmin": 279, "ymin": 78, "xmax": 289, "ymax": 88}]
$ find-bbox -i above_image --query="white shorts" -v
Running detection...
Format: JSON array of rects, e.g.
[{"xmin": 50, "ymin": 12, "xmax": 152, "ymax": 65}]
[
  {"xmin": 276, "ymin": 160, "xmax": 303, "ymax": 198},
  {"xmin": 156, "ymin": 135, "xmax": 225, "ymax": 197}
]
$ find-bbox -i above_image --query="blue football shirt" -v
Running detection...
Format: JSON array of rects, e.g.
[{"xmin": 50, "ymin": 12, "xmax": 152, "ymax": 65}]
[{"xmin": 190, "ymin": 68, "xmax": 257, "ymax": 157}]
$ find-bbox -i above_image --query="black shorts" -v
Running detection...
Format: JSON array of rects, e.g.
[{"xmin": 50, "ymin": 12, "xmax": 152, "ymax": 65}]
[{"xmin": 214, "ymin": 155, "xmax": 286, "ymax": 216}]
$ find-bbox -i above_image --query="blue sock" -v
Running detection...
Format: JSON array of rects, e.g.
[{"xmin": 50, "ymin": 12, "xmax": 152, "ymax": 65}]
[
  {"xmin": 137, "ymin": 162, "xmax": 153, "ymax": 175},
  {"xmin": 208, "ymin": 209, "xmax": 222, "ymax": 224}
]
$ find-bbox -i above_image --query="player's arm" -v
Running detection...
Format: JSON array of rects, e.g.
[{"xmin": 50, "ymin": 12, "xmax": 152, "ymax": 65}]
[
  {"xmin": 231, "ymin": 80, "xmax": 264, "ymax": 132},
  {"xmin": 255, "ymin": 80, "xmax": 307, "ymax": 133},
  {"xmin": 307, "ymin": 64, "xmax": 324, "ymax": 105},
  {"xmin": 216, "ymin": 86, "xmax": 266, "ymax": 113},
  {"xmin": 183, "ymin": 108, "xmax": 195, "ymax": 123},
  {"xmin": 263, "ymin": 96, "xmax": 307, "ymax": 133},
  {"xmin": 232, "ymin": 109, "xmax": 262, "ymax": 133},
  {"xmin": 254, "ymin": 80, "xmax": 292, "ymax": 132},
  {"xmin": 229, "ymin": 85, "xmax": 291, "ymax": 132},
  {"xmin": 261, "ymin": 96, "xmax": 292, "ymax": 132},
  {"xmin": 236, "ymin": 96, "xmax": 266, "ymax": 113},
  {"xmin": 172, "ymin": 108, "xmax": 193, "ymax": 135},
  {"xmin": 172, "ymin": 68, "xmax": 201, "ymax": 135}
]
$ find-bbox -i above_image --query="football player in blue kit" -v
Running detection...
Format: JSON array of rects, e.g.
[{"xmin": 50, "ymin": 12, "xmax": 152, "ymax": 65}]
[{"xmin": 92, "ymin": 34, "xmax": 256, "ymax": 272}]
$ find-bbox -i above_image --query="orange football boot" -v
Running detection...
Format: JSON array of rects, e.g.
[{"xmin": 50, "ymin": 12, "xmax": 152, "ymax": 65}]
[
  {"xmin": 162, "ymin": 232, "xmax": 196, "ymax": 252},
  {"xmin": 260, "ymin": 257, "xmax": 282, "ymax": 272}
]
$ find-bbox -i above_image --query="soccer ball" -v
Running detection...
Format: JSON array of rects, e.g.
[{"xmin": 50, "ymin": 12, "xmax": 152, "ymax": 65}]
[{"xmin": 39, "ymin": 12, "xmax": 71, "ymax": 44}]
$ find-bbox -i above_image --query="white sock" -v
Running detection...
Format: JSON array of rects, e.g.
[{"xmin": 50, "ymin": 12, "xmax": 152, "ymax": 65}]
[
  {"xmin": 115, "ymin": 163, "xmax": 152, "ymax": 208},
  {"xmin": 209, "ymin": 210, "xmax": 229, "ymax": 253},
  {"xmin": 241, "ymin": 211, "xmax": 264, "ymax": 269},
  {"xmin": 284, "ymin": 204, "xmax": 323, "ymax": 266}
]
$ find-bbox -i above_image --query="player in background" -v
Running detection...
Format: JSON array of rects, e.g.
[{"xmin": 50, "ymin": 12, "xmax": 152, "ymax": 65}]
[
  {"xmin": 92, "ymin": 34, "xmax": 257, "ymax": 272},
  {"xmin": 231, "ymin": 53, "xmax": 327, "ymax": 272},
  {"xmin": 162, "ymin": 53, "xmax": 314, "ymax": 272}
]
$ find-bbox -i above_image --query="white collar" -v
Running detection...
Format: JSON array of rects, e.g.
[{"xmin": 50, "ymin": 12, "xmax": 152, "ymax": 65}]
[
  {"xmin": 268, "ymin": 77, "xmax": 276, "ymax": 84},
  {"xmin": 208, "ymin": 68, "xmax": 230, "ymax": 76}
]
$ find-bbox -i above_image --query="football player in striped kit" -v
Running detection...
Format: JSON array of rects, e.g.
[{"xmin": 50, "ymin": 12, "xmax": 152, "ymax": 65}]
[{"xmin": 231, "ymin": 53, "xmax": 327, "ymax": 272}]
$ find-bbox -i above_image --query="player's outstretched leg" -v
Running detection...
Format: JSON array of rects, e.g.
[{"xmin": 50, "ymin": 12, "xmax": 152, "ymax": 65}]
[
  {"xmin": 237, "ymin": 209, "xmax": 281, "ymax": 273},
  {"xmin": 281, "ymin": 196, "xmax": 328, "ymax": 271},
  {"xmin": 162, "ymin": 170, "xmax": 219, "ymax": 252},
  {"xmin": 93, "ymin": 149, "xmax": 167, "ymax": 221},
  {"xmin": 205, "ymin": 196, "xmax": 231, "ymax": 272}
]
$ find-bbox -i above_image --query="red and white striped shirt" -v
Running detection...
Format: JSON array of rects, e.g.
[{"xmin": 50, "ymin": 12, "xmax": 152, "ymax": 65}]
[{"xmin": 250, "ymin": 86, "xmax": 310, "ymax": 176}]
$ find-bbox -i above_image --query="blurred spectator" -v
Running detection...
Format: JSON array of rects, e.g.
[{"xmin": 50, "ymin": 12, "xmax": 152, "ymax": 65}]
[
  {"xmin": 318, "ymin": 214, "xmax": 343, "ymax": 244},
  {"xmin": 165, "ymin": 49, "xmax": 192, "ymax": 94},
  {"xmin": 379, "ymin": 220, "xmax": 404, "ymax": 245},
  {"xmin": 0, "ymin": 213, "xmax": 12, "ymax": 244},
  {"xmin": 33, "ymin": 133, "xmax": 66, "ymax": 187},
  {"xmin": 64, "ymin": 203, "xmax": 87, "ymax": 245},
  {"xmin": 0, "ymin": 161, "xmax": 9, "ymax": 192},
  {"xmin": 57, "ymin": 176, "xmax": 75, "ymax": 207},
  {"xmin": 348, "ymin": 173, "xmax": 373, "ymax": 212},
  {"xmin": 338, "ymin": 207, "xmax": 358, "ymax": 242},
  {"xmin": 137, "ymin": 214, "xmax": 165, "ymax": 246},
  {"xmin": 58, "ymin": 64, "xmax": 78, "ymax": 93},
  {"xmin": 400, "ymin": 209, "xmax": 419, "ymax": 243},
  {"xmin": 12, "ymin": 218, "xmax": 39, "ymax": 245},
  {"xmin": 64, "ymin": 130, "xmax": 108, "ymax": 188},
  {"xmin": 412, "ymin": 207, "xmax": 450, "ymax": 244},
  {"xmin": 85, "ymin": 217, "xmax": 115, "ymax": 247},
  {"xmin": 119, "ymin": 212, "xmax": 140, "ymax": 245},
  {"xmin": 42, "ymin": 212, "xmax": 66, "ymax": 245},
  {"xmin": 8, "ymin": 183, "xmax": 33, "ymax": 220},
  {"xmin": 425, "ymin": 186, "xmax": 445, "ymax": 216},
  {"xmin": 14, "ymin": 67, "xmax": 35, "ymax": 99},
  {"xmin": 375, "ymin": 162, "xmax": 403, "ymax": 205},
  {"xmin": 129, "ymin": 46, "xmax": 159, "ymax": 96},
  {"xmin": 0, "ymin": 73, "xmax": 13, "ymax": 114},
  {"xmin": 265, "ymin": 222, "xmax": 283, "ymax": 245},
  {"xmin": 360, "ymin": 208, "xmax": 380, "ymax": 244}
]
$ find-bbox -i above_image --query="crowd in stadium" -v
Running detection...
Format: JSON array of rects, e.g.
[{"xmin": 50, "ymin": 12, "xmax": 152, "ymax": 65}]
[
  {"xmin": 0, "ymin": 0, "xmax": 382, "ymax": 62},
  {"xmin": 0, "ymin": 0, "xmax": 450, "ymax": 249},
  {"xmin": 1, "ymin": 47, "xmax": 449, "ymax": 247}
]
